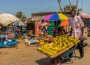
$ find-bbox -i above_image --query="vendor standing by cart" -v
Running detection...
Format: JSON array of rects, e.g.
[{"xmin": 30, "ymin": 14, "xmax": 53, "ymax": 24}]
[{"xmin": 69, "ymin": 10, "xmax": 84, "ymax": 59}]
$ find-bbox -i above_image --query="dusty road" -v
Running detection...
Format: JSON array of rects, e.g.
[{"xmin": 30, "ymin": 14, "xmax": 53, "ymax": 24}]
[{"xmin": 0, "ymin": 38, "xmax": 90, "ymax": 65}]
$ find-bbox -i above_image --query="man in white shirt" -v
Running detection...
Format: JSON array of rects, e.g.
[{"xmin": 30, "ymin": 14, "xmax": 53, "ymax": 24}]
[{"xmin": 69, "ymin": 10, "xmax": 84, "ymax": 59}]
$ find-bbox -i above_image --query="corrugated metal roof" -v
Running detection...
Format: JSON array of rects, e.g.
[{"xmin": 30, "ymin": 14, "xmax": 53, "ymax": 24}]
[
  {"xmin": 26, "ymin": 12, "xmax": 70, "ymax": 22},
  {"xmin": 27, "ymin": 16, "xmax": 46, "ymax": 22}
]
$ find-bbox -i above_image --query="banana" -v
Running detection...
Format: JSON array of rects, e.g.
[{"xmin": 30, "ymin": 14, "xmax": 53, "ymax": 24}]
[{"xmin": 38, "ymin": 36, "xmax": 79, "ymax": 57}]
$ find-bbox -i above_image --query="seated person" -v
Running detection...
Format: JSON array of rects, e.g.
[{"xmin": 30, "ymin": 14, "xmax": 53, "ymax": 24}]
[
  {"xmin": 9, "ymin": 33, "xmax": 14, "ymax": 40},
  {"xmin": 5, "ymin": 32, "xmax": 14, "ymax": 40},
  {"xmin": 0, "ymin": 34, "xmax": 6, "ymax": 42},
  {"xmin": 61, "ymin": 26, "xmax": 66, "ymax": 35}
]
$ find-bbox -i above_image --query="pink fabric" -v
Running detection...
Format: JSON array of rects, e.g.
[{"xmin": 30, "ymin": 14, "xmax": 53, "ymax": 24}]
[
  {"xmin": 70, "ymin": 16, "xmax": 84, "ymax": 38},
  {"xmin": 7, "ymin": 34, "xmax": 13, "ymax": 40},
  {"xmin": 80, "ymin": 12, "xmax": 90, "ymax": 19},
  {"xmin": 44, "ymin": 14, "xmax": 52, "ymax": 21}
]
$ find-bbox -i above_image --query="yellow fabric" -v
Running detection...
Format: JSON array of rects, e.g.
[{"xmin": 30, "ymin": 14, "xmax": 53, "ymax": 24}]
[{"xmin": 58, "ymin": 13, "xmax": 68, "ymax": 20}]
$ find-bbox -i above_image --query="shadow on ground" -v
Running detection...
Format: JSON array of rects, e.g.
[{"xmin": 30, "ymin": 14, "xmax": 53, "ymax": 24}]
[
  {"xmin": 35, "ymin": 56, "xmax": 80, "ymax": 65},
  {"xmin": 35, "ymin": 57, "xmax": 52, "ymax": 65}
]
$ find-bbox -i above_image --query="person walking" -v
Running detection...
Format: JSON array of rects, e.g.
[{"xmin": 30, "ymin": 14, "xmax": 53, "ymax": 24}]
[{"xmin": 69, "ymin": 10, "xmax": 84, "ymax": 59}]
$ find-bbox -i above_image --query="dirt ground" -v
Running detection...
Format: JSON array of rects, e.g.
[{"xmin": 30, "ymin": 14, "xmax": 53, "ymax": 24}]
[{"xmin": 0, "ymin": 38, "xmax": 90, "ymax": 65}]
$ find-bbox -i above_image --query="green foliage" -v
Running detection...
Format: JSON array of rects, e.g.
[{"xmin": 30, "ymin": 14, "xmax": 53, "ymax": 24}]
[
  {"xmin": 15, "ymin": 11, "xmax": 27, "ymax": 21},
  {"xmin": 63, "ymin": 5, "xmax": 82, "ymax": 13},
  {"xmin": 15, "ymin": 11, "xmax": 23, "ymax": 19}
]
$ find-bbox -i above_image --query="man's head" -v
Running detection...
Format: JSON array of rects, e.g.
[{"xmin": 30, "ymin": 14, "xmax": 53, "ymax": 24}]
[{"xmin": 70, "ymin": 10, "xmax": 76, "ymax": 17}]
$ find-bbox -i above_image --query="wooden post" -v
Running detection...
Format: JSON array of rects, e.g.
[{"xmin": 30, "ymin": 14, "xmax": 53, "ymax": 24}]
[
  {"xmin": 58, "ymin": 0, "xmax": 62, "ymax": 13},
  {"xmin": 69, "ymin": 0, "xmax": 72, "ymax": 11},
  {"xmin": 76, "ymin": 0, "xmax": 78, "ymax": 15}
]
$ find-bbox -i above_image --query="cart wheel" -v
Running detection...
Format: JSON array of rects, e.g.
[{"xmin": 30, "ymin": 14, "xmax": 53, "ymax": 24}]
[{"xmin": 51, "ymin": 56, "xmax": 62, "ymax": 65}]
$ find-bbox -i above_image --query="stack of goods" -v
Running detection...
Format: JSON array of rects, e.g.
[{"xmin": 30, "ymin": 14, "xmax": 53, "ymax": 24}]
[
  {"xmin": 25, "ymin": 38, "xmax": 39, "ymax": 45},
  {"xmin": 38, "ymin": 35, "xmax": 79, "ymax": 57},
  {"xmin": 44, "ymin": 35, "xmax": 54, "ymax": 41}
]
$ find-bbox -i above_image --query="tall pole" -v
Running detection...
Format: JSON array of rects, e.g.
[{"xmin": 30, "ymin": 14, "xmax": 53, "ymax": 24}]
[
  {"xmin": 76, "ymin": 0, "xmax": 78, "ymax": 15},
  {"xmin": 58, "ymin": 0, "xmax": 62, "ymax": 13},
  {"xmin": 69, "ymin": 0, "xmax": 72, "ymax": 11}
]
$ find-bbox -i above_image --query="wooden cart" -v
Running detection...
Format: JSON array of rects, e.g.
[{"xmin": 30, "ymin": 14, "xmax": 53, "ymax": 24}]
[{"xmin": 38, "ymin": 40, "xmax": 80, "ymax": 65}]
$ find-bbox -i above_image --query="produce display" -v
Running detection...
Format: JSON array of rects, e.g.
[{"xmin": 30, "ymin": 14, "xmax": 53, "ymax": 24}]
[{"xmin": 38, "ymin": 35, "xmax": 79, "ymax": 57}]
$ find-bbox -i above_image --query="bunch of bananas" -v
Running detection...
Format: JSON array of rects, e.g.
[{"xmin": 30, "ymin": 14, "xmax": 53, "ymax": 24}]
[{"xmin": 38, "ymin": 35, "xmax": 79, "ymax": 57}]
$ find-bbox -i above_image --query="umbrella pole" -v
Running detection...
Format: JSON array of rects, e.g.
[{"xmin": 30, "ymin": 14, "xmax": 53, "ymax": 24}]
[
  {"xmin": 56, "ymin": 21, "xmax": 58, "ymax": 36},
  {"xmin": 6, "ymin": 26, "xmax": 8, "ymax": 34},
  {"xmin": 3, "ymin": 26, "xmax": 4, "ymax": 32}
]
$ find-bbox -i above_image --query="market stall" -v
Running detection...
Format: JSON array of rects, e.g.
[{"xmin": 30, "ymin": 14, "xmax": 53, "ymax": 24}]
[
  {"xmin": 0, "ymin": 13, "xmax": 19, "ymax": 47},
  {"xmin": 41, "ymin": 13, "xmax": 70, "ymax": 37},
  {"xmin": 13, "ymin": 21, "xmax": 27, "ymax": 39},
  {"xmin": 0, "ymin": 34, "xmax": 18, "ymax": 48}
]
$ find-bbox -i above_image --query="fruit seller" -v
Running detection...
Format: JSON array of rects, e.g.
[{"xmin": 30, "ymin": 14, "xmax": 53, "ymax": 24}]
[
  {"xmin": 54, "ymin": 26, "xmax": 58, "ymax": 37},
  {"xmin": 69, "ymin": 10, "xmax": 84, "ymax": 59},
  {"xmin": 61, "ymin": 26, "xmax": 66, "ymax": 35}
]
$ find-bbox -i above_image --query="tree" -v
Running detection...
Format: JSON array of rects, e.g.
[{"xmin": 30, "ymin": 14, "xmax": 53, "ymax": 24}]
[
  {"xmin": 63, "ymin": 5, "xmax": 82, "ymax": 13},
  {"xmin": 15, "ymin": 11, "xmax": 27, "ymax": 21}
]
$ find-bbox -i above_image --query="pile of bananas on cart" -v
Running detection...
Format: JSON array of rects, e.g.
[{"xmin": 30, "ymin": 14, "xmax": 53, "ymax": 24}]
[{"xmin": 38, "ymin": 35, "xmax": 79, "ymax": 57}]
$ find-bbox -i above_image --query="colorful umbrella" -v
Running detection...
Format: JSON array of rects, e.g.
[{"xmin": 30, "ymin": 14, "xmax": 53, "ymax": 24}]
[
  {"xmin": 44, "ymin": 13, "xmax": 68, "ymax": 21},
  {"xmin": 60, "ymin": 19, "xmax": 71, "ymax": 26}
]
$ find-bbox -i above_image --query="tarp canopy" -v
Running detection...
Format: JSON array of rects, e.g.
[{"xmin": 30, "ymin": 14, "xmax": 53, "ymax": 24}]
[
  {"xmin": 0, "ymin": 13, "xmax": 20, "ymax": 26},
  {"xmin": 13, "ymin": 22, "xmax": 27, "ymax": 26}
]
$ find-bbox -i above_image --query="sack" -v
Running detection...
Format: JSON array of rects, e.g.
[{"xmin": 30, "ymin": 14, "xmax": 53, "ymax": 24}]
[
  {"xmin": 4, "ymin": 41, "xmax": 7, "ymax": 44},
  {"xmin": 83, "ymin": 37, "xmax": 89, "ymax": 43}
]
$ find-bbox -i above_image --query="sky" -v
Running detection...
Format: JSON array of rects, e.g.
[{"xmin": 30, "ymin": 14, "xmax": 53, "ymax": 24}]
[{"xmin": 0, "ymin": 0, "xmax": 89, "ymax": 18}]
